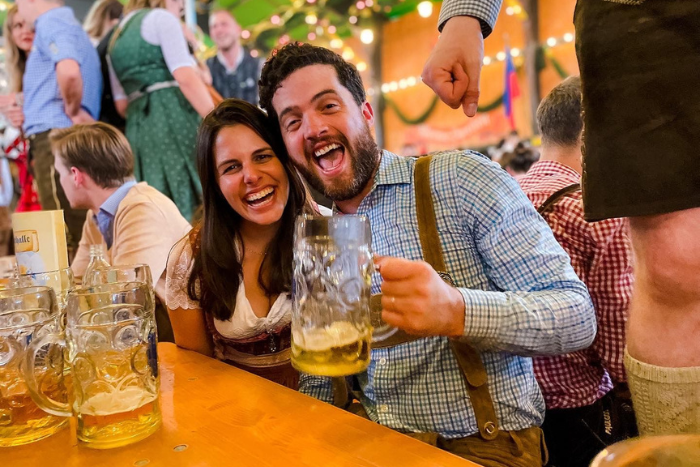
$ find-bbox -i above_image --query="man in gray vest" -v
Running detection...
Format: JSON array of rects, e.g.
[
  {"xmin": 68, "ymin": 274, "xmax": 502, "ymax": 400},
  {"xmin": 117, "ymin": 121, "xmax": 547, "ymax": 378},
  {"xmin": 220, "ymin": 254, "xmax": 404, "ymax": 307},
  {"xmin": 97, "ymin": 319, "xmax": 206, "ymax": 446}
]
[{"xmin": 206, "ymin": 10, "xmax": 261, "ymax": 105}]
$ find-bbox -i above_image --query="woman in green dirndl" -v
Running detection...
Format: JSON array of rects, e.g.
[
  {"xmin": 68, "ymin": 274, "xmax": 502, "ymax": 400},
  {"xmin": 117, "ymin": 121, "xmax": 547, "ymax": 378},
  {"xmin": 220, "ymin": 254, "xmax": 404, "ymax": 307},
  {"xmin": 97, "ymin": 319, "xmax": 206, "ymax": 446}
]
[{"xmin": 108, "ymin": 0, "xmax": 215, "ymax": 221}]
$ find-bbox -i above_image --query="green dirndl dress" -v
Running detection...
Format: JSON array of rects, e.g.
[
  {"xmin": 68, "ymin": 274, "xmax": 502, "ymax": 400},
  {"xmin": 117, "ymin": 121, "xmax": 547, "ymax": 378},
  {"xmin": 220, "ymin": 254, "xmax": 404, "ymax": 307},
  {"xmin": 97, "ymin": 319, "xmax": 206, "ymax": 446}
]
[{"xmin": 109, "ymin": 9, "xmax": 201, "ymax": 222}]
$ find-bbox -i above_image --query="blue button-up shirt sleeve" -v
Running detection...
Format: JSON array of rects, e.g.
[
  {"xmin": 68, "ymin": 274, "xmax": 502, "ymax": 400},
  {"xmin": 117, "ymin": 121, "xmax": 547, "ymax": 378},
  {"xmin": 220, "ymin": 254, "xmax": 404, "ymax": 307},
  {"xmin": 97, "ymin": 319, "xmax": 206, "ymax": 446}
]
[
  {"xmin": 456, "ymin": 155, "xmax": 596, "ymax": 356},
  {"xmin": 43, "ymin": 28, "xmax": 84, "ymax": 65},
  {"xmin": 298, "ymin": 374, "xmax": 334, "ymax": 404},
  {"xmin": 438, "ymin": 0, "xmax": 503, "ymax": 37}
]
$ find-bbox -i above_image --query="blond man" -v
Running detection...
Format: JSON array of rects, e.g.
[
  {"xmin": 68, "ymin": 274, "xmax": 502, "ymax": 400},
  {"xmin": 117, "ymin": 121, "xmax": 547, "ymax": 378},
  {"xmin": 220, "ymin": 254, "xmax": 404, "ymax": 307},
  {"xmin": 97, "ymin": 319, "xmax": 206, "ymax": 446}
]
[{"xmin": 50, "ymin": 122, "xmax": 191, "ymax": 341}]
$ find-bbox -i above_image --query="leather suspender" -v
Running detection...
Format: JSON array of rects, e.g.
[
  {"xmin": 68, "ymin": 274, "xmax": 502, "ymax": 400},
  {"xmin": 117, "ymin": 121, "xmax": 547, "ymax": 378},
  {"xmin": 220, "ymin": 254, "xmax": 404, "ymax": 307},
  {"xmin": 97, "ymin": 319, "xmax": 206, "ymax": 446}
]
[
  {"xmin": 413, "ymin": 156, "xmax": 500, "ymax": 440},
  {"xmin": 335, "ymin": 155, "xmax": 501, "ymax": 440},
  {"xmin": 537, "ymin": 183, "xmax": 581, "ymax": 215}
]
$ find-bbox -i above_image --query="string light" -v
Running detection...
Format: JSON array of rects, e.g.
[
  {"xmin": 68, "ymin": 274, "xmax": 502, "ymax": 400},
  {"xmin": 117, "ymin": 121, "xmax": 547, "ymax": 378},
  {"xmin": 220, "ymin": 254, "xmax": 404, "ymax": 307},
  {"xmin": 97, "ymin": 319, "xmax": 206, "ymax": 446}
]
[
  {"xmin": 330, "ymin": 38, "xmax": 343, "ymax": 49},
  {"xmin": 271, "ymin": 15, "xmax": 281, "ymax": 25},
  {"xmin": 496, "ymin": 51, "xmax": 506, "ymax": 61},
  {"xmin": 417, "ymin": 1, "xmax": 433, "ymax": 18},
  {"xmin": 241, "ymin": 30, "xmax": 251, "ymax": 39},
  {"xmin": 328, "ymin": 25, "xmax": 337, "ymax": 34},
  {"xmin": 360, "ymin": 29, "xmax": 374, "ymax": 44},
  {"xmin": 356, "ymin": 1, "xmax": 365, "ymax": 9},
  {"xmin": 357, "ymin": 61, "xmax": 368, "ymax": 72},
  {"xmin": 250, "ymin": 49, "xmax": 259, "ymax": 57},
  {"xmin": 511, "ymin": 48, "xmax": 521, "ymax": 57},
  {"xmin": 349, "ymin": 15, "xmax": 358, "ymax": 24},
  {"xmin": 308, "ymin": 32, "xmax": 317, "ymax": 40},
  {"xmin": 305, "ymin": 14, "xmax": 318, "ymax": 25},
  {"xmin": 483, "ymin": 56, "xmax": 492, "ymax": 65},
  {"xmin": 546, "ymin": 37, "xmax": 557, "ymax": 47},
  {"xmin": 563, "ymin": 33, "xmax": 574, "ymax": 43}
]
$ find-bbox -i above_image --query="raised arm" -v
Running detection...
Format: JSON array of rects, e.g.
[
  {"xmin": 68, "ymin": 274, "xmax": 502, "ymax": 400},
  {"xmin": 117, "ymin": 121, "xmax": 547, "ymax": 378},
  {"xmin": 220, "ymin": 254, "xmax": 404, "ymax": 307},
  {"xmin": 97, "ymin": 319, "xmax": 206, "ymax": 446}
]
[{"xmin": 422, "ymin": 0, "xmax": 503, "ymax": 117}]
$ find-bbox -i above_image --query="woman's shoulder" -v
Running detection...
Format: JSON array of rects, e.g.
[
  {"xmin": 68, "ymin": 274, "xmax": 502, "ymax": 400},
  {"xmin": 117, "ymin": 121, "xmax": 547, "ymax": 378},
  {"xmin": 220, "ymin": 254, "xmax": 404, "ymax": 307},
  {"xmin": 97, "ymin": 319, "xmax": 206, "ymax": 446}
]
[{"xmin": 167, "ymin": 230, "xmax": 197, "ymax": 275}]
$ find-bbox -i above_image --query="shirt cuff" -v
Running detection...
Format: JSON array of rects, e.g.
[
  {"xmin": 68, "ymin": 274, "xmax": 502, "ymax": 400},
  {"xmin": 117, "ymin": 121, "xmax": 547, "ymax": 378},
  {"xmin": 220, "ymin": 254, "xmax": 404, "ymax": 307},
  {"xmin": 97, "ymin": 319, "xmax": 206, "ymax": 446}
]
[
  {"xmin": 437, "ymin": 0, "xmax": 502, "ymax": 37},
  {"xmin": 458, "ymin": 287, "xmax": 503, "ymax": 344}
]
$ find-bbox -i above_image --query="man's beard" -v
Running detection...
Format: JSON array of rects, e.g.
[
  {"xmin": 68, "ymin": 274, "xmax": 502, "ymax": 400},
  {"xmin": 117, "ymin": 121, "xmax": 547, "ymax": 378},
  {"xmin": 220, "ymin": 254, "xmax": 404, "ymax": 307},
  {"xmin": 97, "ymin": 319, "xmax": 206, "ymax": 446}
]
[{"xmin": 297, "ymin": 126, "xmax": 380, "ymax": 202}]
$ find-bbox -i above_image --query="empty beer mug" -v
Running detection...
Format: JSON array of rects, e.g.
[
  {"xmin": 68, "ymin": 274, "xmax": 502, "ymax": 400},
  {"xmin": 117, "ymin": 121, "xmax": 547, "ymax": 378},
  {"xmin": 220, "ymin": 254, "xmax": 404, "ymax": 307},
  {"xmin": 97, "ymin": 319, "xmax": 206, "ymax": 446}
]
[
  {"xmin": 27, "ymin": 282, "xmax": 161, "ymax": 449},
  {"xmin": 292, "ymin": 215, "xmax": 375, "ymax": 377},
  {"xmin": 82, "ymin": 264, "xmax": 153, "ymax": 289},
  {"xmin": 19, "ymin": 267, "xmax": 74, "ymax": 311},
  {"xmin": 0, "ymin": 286, "xmax": 67, "ymax": 447}
]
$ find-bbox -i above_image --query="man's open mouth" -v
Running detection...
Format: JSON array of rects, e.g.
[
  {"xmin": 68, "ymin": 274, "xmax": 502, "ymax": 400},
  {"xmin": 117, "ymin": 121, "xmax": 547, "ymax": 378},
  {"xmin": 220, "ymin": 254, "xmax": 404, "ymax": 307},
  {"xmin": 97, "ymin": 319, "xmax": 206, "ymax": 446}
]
[{"xmin": 313, "ymin": 142, "xmax": 346, "ymax": 174}]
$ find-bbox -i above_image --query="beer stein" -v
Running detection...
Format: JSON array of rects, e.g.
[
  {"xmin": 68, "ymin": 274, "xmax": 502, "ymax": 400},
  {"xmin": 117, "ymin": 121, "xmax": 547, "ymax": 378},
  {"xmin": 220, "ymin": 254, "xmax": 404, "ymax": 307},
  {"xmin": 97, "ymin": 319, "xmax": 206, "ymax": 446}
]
[
  {"xmin": 591, "ymin": 435, "xmax": 700, "ymax": 466},
  {"xmin": 19, "ymin": 267, "xmax": 74, "ymax": 311},
  {"xmin": 27, "ymin": 282, "xmax": 161, "ymax": 449},
  {"xmin": 0, "ymin": 286, "xmax": 67, "ymax": 447},
  {"xmin": 292, "ymin": 215, "xmax": 374, "ymax": 377}
]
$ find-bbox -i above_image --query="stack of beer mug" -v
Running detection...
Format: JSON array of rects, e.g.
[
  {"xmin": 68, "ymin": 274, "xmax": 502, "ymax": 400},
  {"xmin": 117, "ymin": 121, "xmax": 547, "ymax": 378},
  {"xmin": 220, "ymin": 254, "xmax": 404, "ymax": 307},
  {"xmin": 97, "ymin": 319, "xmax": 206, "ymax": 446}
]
[{"xmin": 1, "ymin": 264, "xmax": 161, "ymax": 449}]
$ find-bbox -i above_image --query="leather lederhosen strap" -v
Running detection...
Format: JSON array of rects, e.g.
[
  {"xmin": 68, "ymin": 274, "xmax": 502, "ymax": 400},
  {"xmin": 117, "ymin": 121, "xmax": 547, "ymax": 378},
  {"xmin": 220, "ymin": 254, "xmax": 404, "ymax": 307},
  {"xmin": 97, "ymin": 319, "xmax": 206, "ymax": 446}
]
[
  {"xmin": 537, "ymin": 183, "xmax": 581, "ymax": 216},
  {"xmin": 348, "ymin": 156, "xmax": 500, "ymax": 440},
  {"xmin": 412, "ymin": 155, "xmax": 500, "ymax": 441}
]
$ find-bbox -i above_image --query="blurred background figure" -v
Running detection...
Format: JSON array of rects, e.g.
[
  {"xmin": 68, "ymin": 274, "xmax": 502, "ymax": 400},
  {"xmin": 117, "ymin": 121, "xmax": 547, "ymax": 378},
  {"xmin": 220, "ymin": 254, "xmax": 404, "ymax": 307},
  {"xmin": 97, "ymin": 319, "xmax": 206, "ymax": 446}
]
[
  {"xmin": 500, "ymin": 141, "xmax": 539, "ymax": 177},
  {"xmin": 0, "ymin": 4, "xmax": 41, "ymax": 215},
  {"xmin": 83, "ymin": 0, "xmax": 123, "ymax": 46},
  {"xmin": 108, "ymin": 0, "xmax": 215, "ymax": 222},
  {"xmin": 87, "ymin": 0, "xmax": 126, "ymax": 133},
  {"xmin": 206, "ymin": 9, "xmax": 261, "ymax": 105}
]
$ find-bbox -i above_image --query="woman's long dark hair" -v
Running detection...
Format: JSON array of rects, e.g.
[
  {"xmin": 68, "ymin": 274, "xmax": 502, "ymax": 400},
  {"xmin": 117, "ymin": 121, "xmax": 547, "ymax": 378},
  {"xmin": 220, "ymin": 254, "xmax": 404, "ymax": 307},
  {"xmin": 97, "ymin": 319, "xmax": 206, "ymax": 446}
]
[{"xmin": 188, "ymin": 99, "xmax": 308, "ymax": 321}]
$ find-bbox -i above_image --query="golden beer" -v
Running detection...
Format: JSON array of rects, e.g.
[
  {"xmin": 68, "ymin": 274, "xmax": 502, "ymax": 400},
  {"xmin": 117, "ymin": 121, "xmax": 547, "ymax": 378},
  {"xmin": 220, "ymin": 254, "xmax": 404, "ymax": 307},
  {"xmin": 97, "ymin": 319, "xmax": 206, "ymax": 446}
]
[
  {"xmin": 76, "ymin": 386, "xmax": 161, "ymax": 449},
  {"xmin": 292, "ymin": 322, "xmax": 372, "ymax": 376},
  {"xmin": 0, "ymin": 369, "xmax": 67, "ymax": 447}
]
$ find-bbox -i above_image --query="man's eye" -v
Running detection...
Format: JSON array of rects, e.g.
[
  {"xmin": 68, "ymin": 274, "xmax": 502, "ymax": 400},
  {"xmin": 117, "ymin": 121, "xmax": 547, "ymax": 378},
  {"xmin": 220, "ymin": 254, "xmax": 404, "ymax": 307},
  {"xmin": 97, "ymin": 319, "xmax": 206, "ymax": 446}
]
[{"xmin": 286, "ymin": 119, "xmax": 300, "ymax": 130}]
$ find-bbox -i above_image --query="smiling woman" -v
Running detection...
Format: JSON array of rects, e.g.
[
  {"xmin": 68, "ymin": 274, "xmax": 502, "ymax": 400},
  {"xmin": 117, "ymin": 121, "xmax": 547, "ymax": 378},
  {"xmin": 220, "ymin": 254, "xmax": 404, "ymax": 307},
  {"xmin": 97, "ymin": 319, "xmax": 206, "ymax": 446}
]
[{"xmin": 165, "ymin": 99, "xmax": 315, "ymax": 388}]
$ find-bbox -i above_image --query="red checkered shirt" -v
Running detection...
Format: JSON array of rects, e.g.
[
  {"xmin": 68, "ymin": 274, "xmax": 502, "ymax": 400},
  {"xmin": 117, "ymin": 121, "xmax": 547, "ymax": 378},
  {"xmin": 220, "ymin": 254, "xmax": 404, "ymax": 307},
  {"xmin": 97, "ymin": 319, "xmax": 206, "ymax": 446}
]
[{"xmin": 518, "ymin": 161, "xmax": 633, "ymax": 409}]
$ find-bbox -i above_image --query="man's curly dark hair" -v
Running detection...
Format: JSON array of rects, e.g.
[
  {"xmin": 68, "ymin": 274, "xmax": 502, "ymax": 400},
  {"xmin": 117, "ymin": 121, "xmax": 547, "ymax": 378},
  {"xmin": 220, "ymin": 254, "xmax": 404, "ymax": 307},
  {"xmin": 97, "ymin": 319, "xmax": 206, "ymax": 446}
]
[{"xmin": 259, "ymin": 42, "xmax": 366, "ymax": 121}]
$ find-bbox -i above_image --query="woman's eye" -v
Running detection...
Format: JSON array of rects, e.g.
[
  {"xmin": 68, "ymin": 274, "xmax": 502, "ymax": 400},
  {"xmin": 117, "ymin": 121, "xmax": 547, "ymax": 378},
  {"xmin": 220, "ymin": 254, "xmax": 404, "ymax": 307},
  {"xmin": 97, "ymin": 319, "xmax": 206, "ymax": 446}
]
[{"xmin": 255, "ymin": 153, "xmax": 273, "ymax": 162}]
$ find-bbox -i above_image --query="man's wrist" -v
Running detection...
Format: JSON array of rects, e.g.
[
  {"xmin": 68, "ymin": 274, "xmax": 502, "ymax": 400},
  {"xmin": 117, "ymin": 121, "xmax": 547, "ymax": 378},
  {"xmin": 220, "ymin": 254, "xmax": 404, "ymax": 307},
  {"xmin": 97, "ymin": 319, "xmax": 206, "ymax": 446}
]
[{"xmin": 441, "ymin": 15, "xmax": 484, "ymax": 39}]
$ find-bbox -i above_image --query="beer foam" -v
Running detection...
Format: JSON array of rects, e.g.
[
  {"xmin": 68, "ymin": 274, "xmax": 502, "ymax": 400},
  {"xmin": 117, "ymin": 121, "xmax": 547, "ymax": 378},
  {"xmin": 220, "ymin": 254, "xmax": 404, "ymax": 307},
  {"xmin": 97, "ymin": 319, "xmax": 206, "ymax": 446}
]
[
  {"xmin": 297, "ymin": 322, "xmax": 364, "ymax": 352},
  {"xmin": 80, "ymin": 387, "xmax": 156, "ymax": 416}
]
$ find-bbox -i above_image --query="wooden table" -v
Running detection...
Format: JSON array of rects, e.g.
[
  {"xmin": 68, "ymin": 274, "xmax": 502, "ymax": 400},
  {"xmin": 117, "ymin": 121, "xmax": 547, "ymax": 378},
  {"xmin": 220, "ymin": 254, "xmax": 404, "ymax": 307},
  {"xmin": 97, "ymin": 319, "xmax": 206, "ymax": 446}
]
[{"xmin": 6, "ymin": 343, "xmax": 476, "ymax": 466}]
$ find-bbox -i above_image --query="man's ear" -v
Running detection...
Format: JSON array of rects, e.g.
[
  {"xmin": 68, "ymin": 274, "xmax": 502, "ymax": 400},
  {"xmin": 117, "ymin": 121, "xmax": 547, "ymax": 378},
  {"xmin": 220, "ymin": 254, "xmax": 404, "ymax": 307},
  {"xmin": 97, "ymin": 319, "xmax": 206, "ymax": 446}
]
[
  {"xmin": 361, "ymin": 101, "xmax": 375, "ymax": 126},
  {"xmin": 70, "ymin": 166, "xmax": 86, "ymax": 188}
]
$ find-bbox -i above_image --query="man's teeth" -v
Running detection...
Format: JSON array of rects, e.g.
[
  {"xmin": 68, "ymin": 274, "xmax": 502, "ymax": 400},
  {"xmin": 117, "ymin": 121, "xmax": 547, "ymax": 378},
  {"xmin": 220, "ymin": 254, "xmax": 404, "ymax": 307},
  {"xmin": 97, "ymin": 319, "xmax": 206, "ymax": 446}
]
[
  {"xmin": 314, "ymin": 143, "xmax": 340, "ymax": 157},
  {"xmin": 246, "ymin": 187, "xmax": 274, "ymax": 202}
]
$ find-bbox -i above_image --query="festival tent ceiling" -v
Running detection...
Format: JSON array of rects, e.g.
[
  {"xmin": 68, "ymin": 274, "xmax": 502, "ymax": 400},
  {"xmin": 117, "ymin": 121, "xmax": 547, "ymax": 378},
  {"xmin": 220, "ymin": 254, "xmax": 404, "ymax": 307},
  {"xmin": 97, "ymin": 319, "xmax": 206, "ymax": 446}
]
[{"xmin": 210, "ymin": 0, "xmax": 440, "ymax": 52}]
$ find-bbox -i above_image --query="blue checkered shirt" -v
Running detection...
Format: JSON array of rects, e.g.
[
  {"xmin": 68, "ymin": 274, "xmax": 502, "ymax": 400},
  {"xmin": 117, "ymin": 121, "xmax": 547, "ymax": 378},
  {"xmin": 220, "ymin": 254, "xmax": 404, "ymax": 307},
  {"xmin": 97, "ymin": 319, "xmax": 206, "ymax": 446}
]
[
  {"xmin": 299, "ymin": 150, "xmax": 596, "ymax": 439},
  {"xmin": 438, "ymin": 0, "xmax": 503, "ymax": 36},
  {"xmin": 23, "ymin": 7, "xmax": 102, "ymax": 135}
]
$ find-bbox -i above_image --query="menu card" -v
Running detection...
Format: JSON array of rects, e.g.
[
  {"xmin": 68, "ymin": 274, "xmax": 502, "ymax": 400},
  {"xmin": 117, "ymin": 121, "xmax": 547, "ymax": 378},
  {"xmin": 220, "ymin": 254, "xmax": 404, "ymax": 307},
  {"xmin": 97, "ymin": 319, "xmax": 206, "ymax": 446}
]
[{"xmin": 12, "ymin": 210, "xmax": 69, "ymax": 274}]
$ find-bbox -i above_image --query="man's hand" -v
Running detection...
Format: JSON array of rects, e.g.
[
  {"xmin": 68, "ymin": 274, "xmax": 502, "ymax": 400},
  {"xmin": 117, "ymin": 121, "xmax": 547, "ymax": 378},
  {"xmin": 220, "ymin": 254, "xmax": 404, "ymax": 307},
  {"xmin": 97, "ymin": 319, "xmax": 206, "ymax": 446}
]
[
  {"xmin": 421, "ymin": 16, "xmax": 484, "ymax": 117},
  {"xmin": 3, "ymin": 106, "xmax": 25, "ymax": 128},
  {"xmin": 69, "ymin": 109, "xmax": 95, "ymax": 125},
  {"xmin": 375, "ymin": 256, "xmax": 465, "ymax": 337}
]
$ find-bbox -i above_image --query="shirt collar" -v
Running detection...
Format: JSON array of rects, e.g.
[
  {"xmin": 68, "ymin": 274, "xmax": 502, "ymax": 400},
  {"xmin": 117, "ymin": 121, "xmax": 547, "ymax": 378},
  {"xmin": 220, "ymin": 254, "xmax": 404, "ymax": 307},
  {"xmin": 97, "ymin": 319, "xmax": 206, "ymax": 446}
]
[
  {"xmin": 526, "ymin": 160, "xmax": 581, "ymax": 183},
  {"xmin": 331, "ymin": 150, "xmax": 411, "ymax": 215},
  {"xmin": 217, "ymin": 45, "xmax": 245, "ymax": 73},
  {"xmin": 374, "ymin": 150, "xmax": 413, "ymax": 186},
  {"xmin": 99, "ymin": 180, "xmax": 137, "ymax": 218}
]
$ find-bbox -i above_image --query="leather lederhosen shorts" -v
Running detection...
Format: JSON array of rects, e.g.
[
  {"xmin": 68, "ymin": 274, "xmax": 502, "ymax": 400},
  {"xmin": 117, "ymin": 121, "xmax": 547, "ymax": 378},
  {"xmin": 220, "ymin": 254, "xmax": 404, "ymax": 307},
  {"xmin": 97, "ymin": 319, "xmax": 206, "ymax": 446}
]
[{"xmin": 574, "ymin": 0, "xmax": 700, "ymax": 221}]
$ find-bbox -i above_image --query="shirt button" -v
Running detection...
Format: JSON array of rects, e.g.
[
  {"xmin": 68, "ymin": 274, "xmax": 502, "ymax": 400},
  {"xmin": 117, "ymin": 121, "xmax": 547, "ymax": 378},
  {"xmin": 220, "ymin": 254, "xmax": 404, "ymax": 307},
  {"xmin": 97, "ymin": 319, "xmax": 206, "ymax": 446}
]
[
  {"xmin": 378, "ymin": 404, "xmax": 389, "ymax": 414},
  {"xmin": 378, "ymin": 358, "xmax": 387, "ymax": 365}
]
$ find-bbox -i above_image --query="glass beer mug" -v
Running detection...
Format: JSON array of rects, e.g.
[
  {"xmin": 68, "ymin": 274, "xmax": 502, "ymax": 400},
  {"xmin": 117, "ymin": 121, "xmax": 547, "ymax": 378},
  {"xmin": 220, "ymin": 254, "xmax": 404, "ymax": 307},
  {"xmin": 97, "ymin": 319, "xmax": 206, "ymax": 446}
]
[
  {"xmin": 19, "ymin": 267, "xmax": 75, "ymax": 311},
  {"xmin": 27, "ymin": 282, "xmax": 161, "ymax": 449},
  {"xmin": 0, "ymin": 286, "xmax": 67, "ymax": 447},
  {"xmin": 291, "ymin": 215, "xmax": 375, "ymax": 377}
]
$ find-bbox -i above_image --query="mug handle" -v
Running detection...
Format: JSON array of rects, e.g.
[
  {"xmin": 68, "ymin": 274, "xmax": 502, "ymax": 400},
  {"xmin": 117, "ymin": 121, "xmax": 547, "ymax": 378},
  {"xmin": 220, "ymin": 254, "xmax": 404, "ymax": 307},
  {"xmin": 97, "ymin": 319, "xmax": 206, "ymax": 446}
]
[{"xmin": 24, "ymin": 332, "xmax": 72, "ymax": 417}]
